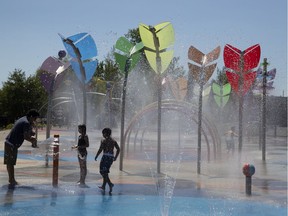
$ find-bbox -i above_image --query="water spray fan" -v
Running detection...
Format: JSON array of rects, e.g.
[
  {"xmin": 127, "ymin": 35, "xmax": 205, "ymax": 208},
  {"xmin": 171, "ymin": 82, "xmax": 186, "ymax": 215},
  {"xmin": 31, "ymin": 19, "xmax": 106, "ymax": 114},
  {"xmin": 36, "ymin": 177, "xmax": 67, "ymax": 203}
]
[
  {"xmin": 114, "ymin": 36, "xmax": 143, "ymax": 73},
  {"xmin": 188, "ymin": 46, "xmax": 220, "ymax": 85},
  {"xmin": 212, "ymin": 82, "xmax": 231, "ymax": 108},
  {"xmin": 139, "ymin": 22, "xmax": 175, "ymax": 74},
  {"xmin": 39, "ymin": 56, "xmax": 68, "ymax": 92},
  {"xmin": 59, "ymin": 32, "xmax": 98, "ymax": 83},
  {"xmin": 224, "ymin": 44, "xmax": 260, "ymax": 96}
]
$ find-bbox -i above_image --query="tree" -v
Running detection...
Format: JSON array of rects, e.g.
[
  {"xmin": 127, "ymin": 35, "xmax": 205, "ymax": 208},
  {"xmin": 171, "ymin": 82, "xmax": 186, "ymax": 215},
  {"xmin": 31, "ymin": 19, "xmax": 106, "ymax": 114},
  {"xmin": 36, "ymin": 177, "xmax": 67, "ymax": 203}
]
[
  {"xmin": 0, "ymin": 69, "xmax": 47, "ymax": 123},
  {"xmin": 166, "ymin": 56, "xmax": 186, "ymax": 79},
  {"xmin": 91, "ymin": 53, "xmax": 122, "ymax": 97},
  {"xmin": 214, "ymin": 67, "xmax": 228, "ymax": 85},
  {"xmin": 124, "ymin": 28, "xmax": 141, "ymax": 44}
]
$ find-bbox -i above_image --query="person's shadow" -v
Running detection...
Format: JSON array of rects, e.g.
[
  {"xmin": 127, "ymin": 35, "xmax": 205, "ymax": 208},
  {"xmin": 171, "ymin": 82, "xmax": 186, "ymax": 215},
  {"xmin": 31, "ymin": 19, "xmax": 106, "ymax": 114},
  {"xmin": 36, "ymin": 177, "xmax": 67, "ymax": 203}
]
[
  {"xmin": 2, "ymin": 184, "xmax": 36, "ymax": 206},
  {"xmin": 99, "ymin": 193, "xmax": 112, "ymax": 214},
  {"xmin": 50, "ymin": 190, "xmax": 58, "ymax": 206},
  {"xmin": 4, "ymin": 187, "xmax": 15, "ymax": 208}
]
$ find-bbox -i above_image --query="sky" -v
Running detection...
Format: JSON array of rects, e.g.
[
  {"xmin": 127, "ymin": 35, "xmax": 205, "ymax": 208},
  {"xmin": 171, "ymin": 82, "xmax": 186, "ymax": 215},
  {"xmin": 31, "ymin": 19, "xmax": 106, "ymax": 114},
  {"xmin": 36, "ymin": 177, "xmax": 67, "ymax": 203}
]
[{"xmin": 0, "ymin": 0, "xmax": 287, "ymax": 96}]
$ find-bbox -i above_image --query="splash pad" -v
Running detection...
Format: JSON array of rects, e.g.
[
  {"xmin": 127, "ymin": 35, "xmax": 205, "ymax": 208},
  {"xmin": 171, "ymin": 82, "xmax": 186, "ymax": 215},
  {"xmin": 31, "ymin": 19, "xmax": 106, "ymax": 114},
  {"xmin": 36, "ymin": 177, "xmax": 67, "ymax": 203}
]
[{"xmin": 0, "ymin": 129, "xmax": 286, "ymax": 216}]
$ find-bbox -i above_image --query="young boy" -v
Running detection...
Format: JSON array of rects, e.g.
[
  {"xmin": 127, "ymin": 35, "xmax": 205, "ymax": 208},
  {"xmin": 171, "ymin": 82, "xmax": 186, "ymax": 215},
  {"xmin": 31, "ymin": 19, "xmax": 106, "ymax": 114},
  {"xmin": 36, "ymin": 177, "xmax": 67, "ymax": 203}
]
[
  {"xmin": 72, "ymin": 124, "xmax": 89, "ymax": 187},
  {"xmin": 95, "ymin": 128, "xmax": 120, "ymax": 194}
]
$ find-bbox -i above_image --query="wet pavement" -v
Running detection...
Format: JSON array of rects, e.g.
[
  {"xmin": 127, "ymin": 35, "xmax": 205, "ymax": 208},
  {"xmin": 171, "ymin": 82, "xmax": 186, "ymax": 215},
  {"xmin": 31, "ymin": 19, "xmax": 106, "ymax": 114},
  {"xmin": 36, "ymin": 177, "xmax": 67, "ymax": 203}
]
[{"xmin": 0, "ymin": 127, "xmax": 287, "ymax": 215}]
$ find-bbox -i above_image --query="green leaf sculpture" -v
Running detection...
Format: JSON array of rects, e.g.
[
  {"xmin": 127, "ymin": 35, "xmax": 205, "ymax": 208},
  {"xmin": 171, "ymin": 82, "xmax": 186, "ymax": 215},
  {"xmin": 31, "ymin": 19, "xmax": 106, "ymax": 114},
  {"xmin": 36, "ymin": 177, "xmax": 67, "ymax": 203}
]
[
  {"xmin": 139, "ymin": 22, "xmax": 175, "ymax": 74},
  {"xmin": 212, "ymin": 82, "xmax": 231, "ymax": 108},
  {"xmin": 114, "ymin": 36, "xmax": 143, "ymax": 73}
]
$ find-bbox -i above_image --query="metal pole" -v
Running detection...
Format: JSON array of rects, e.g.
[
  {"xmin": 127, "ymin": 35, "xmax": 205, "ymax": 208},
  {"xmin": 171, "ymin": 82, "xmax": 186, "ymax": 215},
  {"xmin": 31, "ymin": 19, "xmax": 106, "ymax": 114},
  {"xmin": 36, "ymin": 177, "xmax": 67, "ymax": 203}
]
[
  {"xmin": 197, "ymin": 82, "xmax": 203, "ymax": 174},
  {"xmin": 262, "ymin": 58, "xmax": 268, "ymax": 161},
  {"xmin": 150, "ymin": 27, "xmax": 162, "ymax": 174},
  {"xmin": 120, "ymin": 59, "xmax": 131, "ymax": 170},
  {"xmin": 258, "ymin": 106, "xmax": 262, "ymax": 150},
  {"xmin": 82, "ymin": 81, "xmax": 87, "ymax": 125},
  {"xmin": 157, "ymin": 74, "xmax": 162, "ymax": 174},
  {"xmin": 246, "ymin": 176, "xmax": 252, "ymax": 195},
  {"xmin": 178, "ymin": 114, "xmax": 181, "ymax": 146},
  {"xmin": 238, "ymin": 51, "xmax": 245, "ymax": 152},
  {"xmin": 106, "ymin": 82, "xmax": 112, "ymax": 128},
  {"xmin": 239, "ymin": 96, "xmax": 243, "ymax": 151}
]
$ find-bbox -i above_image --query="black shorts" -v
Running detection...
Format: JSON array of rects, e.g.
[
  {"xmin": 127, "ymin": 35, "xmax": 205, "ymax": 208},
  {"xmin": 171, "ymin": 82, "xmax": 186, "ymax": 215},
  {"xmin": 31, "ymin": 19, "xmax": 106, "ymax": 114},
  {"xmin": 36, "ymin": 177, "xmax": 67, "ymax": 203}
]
[
  {"xmin": 99, "ymin": 155, "xmax": 114, "ymax": 175},
  {"xmin": 4, "ymin": 142, "xmax": 18, "ymax": 165}
]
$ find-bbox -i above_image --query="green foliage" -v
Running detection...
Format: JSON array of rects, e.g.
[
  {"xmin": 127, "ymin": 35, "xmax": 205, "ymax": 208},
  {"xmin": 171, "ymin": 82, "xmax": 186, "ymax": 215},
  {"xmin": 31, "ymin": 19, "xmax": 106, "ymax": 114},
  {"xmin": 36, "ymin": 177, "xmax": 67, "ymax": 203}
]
[
  {"xmin": 215, "ymin": 67, "xmax": 228, "ymax": 85},
  {"xmin": 91, "ymin": 54, "xmax": 122, "ymax": 97},
  {"xmin": 88, "ymin": 54, "xmax": 123, "ymax": 115},
  {"xmin": 166, "ymin": 56, "xmax": 186, "ymax": 78},
  {"xmin": 96, "ymin": 56, "xmax": 122, "ymax": 82},
  {"xmin": 5, "ymin": 123, "xmax": 14, "ymax": 130},
  {"xmin": 125, "ymin": 28, "xmax": 141, "ymax": 44},
  {"xmin": 0, "ymin": 69, "xmax": 47, "ymax": 123}
]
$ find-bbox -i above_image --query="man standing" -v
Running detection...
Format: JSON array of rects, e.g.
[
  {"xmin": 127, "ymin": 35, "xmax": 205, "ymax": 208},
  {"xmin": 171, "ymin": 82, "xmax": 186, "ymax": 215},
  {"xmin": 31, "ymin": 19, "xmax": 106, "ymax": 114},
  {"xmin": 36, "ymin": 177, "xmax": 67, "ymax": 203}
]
[{"xmin": 4, "ymin": 109, "xmax": 40, "ymax": 188}]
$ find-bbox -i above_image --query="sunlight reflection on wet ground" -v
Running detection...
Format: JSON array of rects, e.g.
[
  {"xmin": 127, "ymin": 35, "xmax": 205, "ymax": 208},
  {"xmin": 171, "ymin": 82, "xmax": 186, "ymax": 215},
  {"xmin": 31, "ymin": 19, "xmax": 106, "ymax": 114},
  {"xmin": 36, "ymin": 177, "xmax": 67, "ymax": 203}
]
[{"xmin": 0, "ymin": 184, "xmax": 286, "ymax": 216}]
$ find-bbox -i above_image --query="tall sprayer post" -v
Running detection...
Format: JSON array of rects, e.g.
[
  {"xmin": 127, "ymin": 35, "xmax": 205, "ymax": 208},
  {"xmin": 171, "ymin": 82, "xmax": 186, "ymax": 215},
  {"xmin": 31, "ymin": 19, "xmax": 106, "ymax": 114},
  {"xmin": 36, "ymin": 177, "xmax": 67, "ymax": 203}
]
[{"xmin": 52, "ymin": 134, "xmax": 60, "ymax": 187}]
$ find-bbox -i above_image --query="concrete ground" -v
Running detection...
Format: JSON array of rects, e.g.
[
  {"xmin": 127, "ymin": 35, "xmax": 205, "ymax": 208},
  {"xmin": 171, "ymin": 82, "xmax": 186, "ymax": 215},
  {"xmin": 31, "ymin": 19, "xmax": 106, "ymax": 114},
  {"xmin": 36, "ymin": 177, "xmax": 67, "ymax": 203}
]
[{"xmin": 0, "ymin": 127, "xmax": 287, "ymax": 213}]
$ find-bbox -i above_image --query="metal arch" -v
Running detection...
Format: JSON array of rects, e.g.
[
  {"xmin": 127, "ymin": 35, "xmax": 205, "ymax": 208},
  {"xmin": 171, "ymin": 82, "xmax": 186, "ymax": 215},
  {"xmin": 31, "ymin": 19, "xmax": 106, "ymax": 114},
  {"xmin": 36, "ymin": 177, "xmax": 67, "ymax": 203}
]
[
  {"xmin": 124, "ymin": 101, "xmax": 210, "ymax": 155},
  {"xmin": 121, "ymin": 101, "xmax": 211, "ymax": 169},
  {"xmin": 120, "ymin": 100, "xmax": 220, "ymax": 170}
]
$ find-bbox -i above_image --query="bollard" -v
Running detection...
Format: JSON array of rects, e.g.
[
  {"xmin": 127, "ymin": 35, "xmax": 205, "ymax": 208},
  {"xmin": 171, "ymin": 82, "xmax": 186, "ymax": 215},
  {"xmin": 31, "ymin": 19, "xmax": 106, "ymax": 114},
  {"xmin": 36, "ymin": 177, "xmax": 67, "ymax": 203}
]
[
  {"xmin": 52, "ymin": 134, "xmax": 60, "ymax": 188},
  {"xmin": 242, "ymin": 163, "xmax": 255, "ymax": 195}
]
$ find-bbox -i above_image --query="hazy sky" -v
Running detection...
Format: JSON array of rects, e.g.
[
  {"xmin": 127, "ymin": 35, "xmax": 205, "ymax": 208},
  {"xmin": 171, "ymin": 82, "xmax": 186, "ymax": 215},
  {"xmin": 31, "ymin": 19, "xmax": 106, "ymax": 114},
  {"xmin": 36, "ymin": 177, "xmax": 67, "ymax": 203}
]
[{"xmin": 0, "ymin": 0, "xmax": 287, "ymax": 96}]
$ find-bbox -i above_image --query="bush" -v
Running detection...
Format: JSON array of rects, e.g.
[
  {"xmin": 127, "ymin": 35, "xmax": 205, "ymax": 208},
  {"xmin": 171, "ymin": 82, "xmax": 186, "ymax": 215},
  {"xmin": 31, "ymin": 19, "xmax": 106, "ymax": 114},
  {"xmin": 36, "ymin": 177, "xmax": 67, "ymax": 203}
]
[{"xmin": 5, "ymin": 124, "xmax": 14, "ymax": 130}]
